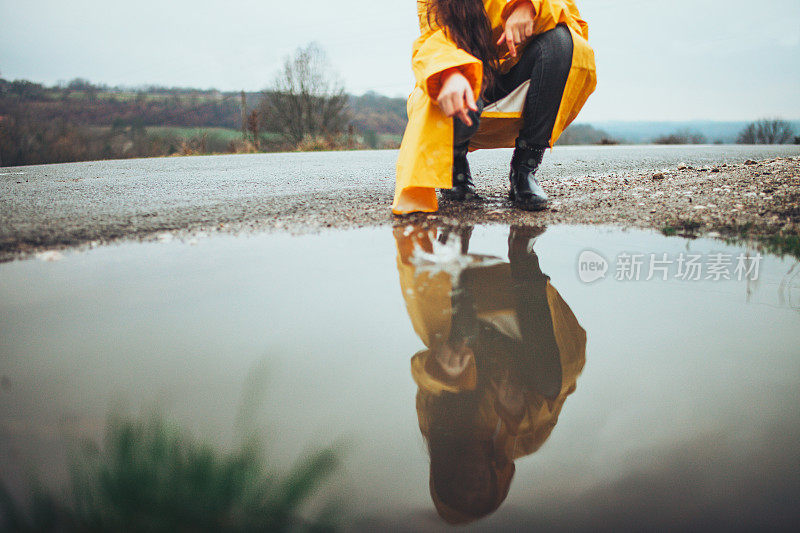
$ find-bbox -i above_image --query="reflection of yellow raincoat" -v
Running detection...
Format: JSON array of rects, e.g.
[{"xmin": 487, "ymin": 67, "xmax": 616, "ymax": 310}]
[
  {"xmin": 393, "ymin": 0, "xmax": 597, "ymax": 214},
  {"xmin": 395, "ymin": 228, "xmax": 587, "ymax": 460}
]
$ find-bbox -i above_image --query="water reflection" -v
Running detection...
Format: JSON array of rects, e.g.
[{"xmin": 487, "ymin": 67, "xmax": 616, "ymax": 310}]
[{"xmin": 394, "ymin": 224, "xmax": 587, "ymax": 524}]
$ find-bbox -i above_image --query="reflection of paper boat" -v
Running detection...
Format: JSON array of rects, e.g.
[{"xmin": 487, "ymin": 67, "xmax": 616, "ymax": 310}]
[{"xmin": 410, "ymin": 231, "xmax": 504, "ymax": 281}]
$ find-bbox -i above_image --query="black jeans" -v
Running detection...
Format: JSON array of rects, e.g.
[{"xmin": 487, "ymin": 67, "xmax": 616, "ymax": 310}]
[
  {"xmin": 454, "ymin": 24, "xmax": 573, "ymax": 150},
  {"xmin": 448, "ymin": 226, "xmax": 563, "ymax": 399}
]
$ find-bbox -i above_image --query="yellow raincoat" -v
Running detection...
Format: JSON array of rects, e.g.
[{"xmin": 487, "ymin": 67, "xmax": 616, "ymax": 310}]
[
  {"xmin": 393, "ymin": 0, "xmax": 597, "ymax": 214},
  {"xmin": 394, "ymin": 226, "xmax": 587, "ymax": 459}
]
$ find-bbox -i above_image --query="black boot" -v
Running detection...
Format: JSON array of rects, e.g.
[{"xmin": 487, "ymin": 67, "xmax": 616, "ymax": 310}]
[
  {"xmin": 509, "ymin": 139, "xmax": 548, "ymax": 211},
  {"xmin": 441, "ymin": 144, "xmax": 479, "ymax": 201}
]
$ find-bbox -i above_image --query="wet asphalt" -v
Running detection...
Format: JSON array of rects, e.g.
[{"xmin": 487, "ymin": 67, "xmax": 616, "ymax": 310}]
[{"xmin": 2, "ymin": 144, "xmax": 800, "ymax": 261}]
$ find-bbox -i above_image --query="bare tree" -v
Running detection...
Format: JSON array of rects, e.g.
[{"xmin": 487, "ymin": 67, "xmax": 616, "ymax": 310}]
[
  {"xmin": 737, "ymin": 118, "xmax": 794, "ymax": 144},
  {"xmin": 246, "ymin": 110, "xmax": 260, "ymax": 150},
  {"xmin": 259, "ymin": 43, "xmax": 349, "ymax": 146}
]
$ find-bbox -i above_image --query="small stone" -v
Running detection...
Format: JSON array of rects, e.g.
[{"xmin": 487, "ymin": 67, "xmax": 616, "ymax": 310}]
[
  {"xmin": 711, "ymin": 168, "xmax": 720, "ymax": 173},
  {"xmin": 677, "ymin": 163, "xmax": 688, "ymax": 170},
  {"xmin": 745, "ymin": 159, "xmax": 757, "ymax": 165},
  {"xmin": 652, "ymin": 173, "xmax": 665, "ymax": 180}
]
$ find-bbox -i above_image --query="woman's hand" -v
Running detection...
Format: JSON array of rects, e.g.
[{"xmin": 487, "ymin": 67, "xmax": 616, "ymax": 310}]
[
  {"xmin": 433, "ymin": 342, "xmax": 474, "ymax": 378},
  {"xmin": 497, "ymin": 1, "xmax": 536, "ymax": 58},
  {"xmin": 436, "ymin": 68, "xmax": 478, "ymax": 127}
]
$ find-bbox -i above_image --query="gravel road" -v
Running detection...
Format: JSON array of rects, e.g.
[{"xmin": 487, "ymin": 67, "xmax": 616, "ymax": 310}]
[{"xmin": 2, "ymin": 145, "xmax": 799, "ymax": 261}]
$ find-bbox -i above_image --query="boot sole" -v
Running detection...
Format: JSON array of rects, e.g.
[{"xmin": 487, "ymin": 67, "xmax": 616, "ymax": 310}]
[
  {"xmin": 509, "ymin": 190, "xmax": 548, "ymax": 211},
  {"xmin": 515, "ymin": 200, "xmax": 548, "ymax": 211},
  {"xmin": 440, "ymin": 191, "xmax": 481, "ymax": 202}
]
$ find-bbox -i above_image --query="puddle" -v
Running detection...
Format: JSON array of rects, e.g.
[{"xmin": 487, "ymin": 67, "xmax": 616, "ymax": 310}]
[{"xmin": 1, "ymin": 224, "xmax": 799, "ymax": 529}]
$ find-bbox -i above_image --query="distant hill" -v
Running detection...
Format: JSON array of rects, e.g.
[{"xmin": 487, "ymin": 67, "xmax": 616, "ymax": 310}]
[
  {"xmin": 4, "ymin": 77, "xmax": 795, "ymax": 144},
  {"xmin": 2, "ymin": 77, "xmax": 798, "ymax": 166},
  {"xmin": 0, "ymin": 79, "xmax": 404, "ymax": 135},
  {"xmin": 590, "ymin": 120, "xmax": 800, "ymax": 144},
  {"xmin": 556, "ymin": 124, "xmax": 617, "ymax": 145},
  {"xmin": 348, "ymin": 91, "xmax": 407, "ymax": 136}
]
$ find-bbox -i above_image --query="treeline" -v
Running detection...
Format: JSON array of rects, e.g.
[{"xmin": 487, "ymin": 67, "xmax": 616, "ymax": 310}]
[
  {"xmin": 649, "ymin": 119, "xmax": 798, "ymax": 145},
  {"xmin": 0, "ymin": 77, "xmax": 410, "ymax": 134},
  {"xmin": 4, "ymin": 68, "xmax": 796, "ymax": 167},
  {"xmin": 0, "ymin": 74, "xmax": 411, "ymax": 166},
  {"xmin": 0, "ymin": 112, "xmax": 247, "ymax": 167},
  {"xmin": 348, "ymin": 91, "xmax": 407, "ymax": 136},
  {"xmin": 0, "ymin": 78, "xmax": 243, "ymax": 129},
  {"xmin": 0, "ymin": 77, "xmax": 249, "ymax": 166}
]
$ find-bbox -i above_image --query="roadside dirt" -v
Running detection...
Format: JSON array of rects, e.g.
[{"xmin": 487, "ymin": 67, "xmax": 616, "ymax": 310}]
[{"xmin": 406, "ymin": 155, "xmax": 800, "ymax": 257}]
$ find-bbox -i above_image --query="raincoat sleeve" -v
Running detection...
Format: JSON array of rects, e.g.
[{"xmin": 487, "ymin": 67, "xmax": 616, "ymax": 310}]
[
  {"xmin": 501, "ymin": 0, "xmax": 589, "ymax": 39},
  {"xmin": 412, "ymin": 2, "xmax": 483, "ymax": 100},
  {"xmin": 394, "ymin": 226, "xmax": 454, "ymax": 349}
]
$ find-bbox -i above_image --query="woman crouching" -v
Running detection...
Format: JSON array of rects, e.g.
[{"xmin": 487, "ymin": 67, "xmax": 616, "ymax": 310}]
[{"xmin": 392, "ymin": 0, "xmax": 597, "ymax": 215}]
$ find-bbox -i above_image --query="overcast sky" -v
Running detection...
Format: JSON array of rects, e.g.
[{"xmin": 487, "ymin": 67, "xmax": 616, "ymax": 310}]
[{"xmin": 1, "ymin": 0, "xmax": 798, "ymax": 121}]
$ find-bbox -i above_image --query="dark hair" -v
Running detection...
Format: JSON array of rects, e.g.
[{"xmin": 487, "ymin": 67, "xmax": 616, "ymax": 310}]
[
  {"xmin": 425, "ymin": 388, "xmax": 497, "ymax": 521},
  {"xmin": 425, "ymin": 0, "xmax": 498, "ymax": 91}
]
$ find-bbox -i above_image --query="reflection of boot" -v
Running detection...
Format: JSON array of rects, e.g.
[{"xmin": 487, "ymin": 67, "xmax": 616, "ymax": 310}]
[
  {"xmin": 508, "ymin": 225, "xmax": 546, "ymax": 259},
  {"xmin": 441, "ymin": 143, "xmax": 479, "ymax": 201},
  {"xmin": 508, "ymin": 139, "xmax": 548, "ymax": 211},
  {"xmin": 508, "ymin": 228, "xmax": 562, "ymax": 400}
]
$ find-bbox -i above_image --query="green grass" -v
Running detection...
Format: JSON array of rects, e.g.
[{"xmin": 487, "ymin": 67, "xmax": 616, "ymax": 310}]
[
  {"xmin": 660, "ymin": 218, "xmax": 701, "ymax": 237},
  {"xmin": 760, "ymin": 234, "xmax": 800, "ymax": 259},
  {"xmin": 144, "ymin": 127, "xmax": 284, "ymax": 143},
  {"xmin": 145, "ymin": 126, "xmax": 244, "ymax": 142},
  {"xmin": 1, "ymin": 413, "xmax": 341, "ymax": 532},
  {"xmin": 377, "ymin": 133, "xmax": 402, "ymax": 143},
  {"xmin": 1, "ymin": 360, "xmax": 344, "ymax": 532},
  {"xmin": 724, "ymin": 232, "xmax": 800, "ymax": 261},
  {"xmin": 719, "ymin": 221, "xmax": 800, "ymax": 261},
  {"xmin": 759, "ymin": 234, "xmax": 800, "ymax": 259},
  {"xmin": 661, "ymin": 217, "xmax": 800, "ymax": 261}
]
